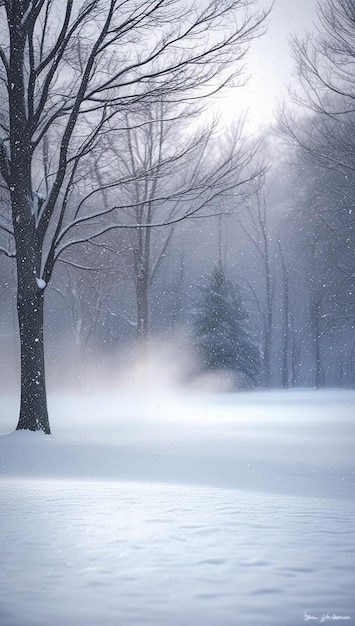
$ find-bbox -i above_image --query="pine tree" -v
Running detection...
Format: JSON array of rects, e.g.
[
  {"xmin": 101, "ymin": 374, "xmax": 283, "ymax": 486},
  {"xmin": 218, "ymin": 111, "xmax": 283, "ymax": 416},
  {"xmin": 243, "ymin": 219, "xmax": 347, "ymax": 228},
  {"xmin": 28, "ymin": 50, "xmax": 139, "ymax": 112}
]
[{"xmin": 193, "ymin": 266, "xmax": 260, "ymax": 387}]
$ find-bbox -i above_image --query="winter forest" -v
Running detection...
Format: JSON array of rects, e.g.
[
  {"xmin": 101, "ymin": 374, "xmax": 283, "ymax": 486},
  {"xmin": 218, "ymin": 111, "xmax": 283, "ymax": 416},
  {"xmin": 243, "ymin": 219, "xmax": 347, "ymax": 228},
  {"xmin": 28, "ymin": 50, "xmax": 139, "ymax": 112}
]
[
  {"xmin": 0, "ymin": 1, "xmax": 354, "ymax": 625},
  {"xmin": 0, "ymin": 0, "xmax": 353, "ymax": 432}
]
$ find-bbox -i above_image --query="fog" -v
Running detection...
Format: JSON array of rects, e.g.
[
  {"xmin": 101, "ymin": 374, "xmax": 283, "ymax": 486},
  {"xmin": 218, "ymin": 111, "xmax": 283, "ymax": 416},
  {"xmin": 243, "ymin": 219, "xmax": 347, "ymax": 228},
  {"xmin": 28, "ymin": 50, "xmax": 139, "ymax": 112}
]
[{"xmin": 2, "ymin": 343, "xmax": 354, "ymax": 499}]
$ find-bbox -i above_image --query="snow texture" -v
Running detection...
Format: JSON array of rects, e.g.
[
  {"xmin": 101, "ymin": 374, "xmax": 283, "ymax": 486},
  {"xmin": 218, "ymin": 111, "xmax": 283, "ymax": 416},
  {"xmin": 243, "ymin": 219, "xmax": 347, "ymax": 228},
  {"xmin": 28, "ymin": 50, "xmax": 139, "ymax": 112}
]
[
  {"xmin": 0, "ymin": 389, "xmax": 354, "ymax": 626},
  {"xmin": 35, "ymin": 277, "xmax": 46, "ymax": 289}
]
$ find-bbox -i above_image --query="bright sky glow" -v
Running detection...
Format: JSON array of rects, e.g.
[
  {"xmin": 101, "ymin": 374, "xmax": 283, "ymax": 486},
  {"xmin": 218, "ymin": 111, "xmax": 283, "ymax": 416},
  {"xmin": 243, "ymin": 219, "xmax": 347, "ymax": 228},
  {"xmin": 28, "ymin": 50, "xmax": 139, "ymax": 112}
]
[{"xmin": 215, "ymin": 0, "xmax": 318, "ymax": 132}]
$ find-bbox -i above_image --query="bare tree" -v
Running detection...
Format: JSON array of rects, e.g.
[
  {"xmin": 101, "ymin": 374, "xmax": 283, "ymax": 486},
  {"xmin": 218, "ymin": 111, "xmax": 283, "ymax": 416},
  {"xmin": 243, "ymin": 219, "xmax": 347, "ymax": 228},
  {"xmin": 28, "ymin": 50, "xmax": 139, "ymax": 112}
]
[
  {"xmin": 103, "ymin": 101, "xmax": 209, "ymax": 348},
  {"xmin": 90, "ymin": 102, "xmax": 262, "ymax": 351},
  {"xmin": 279, "ymin": 0, "xmax": 355, "ymax": 245},
  {"xmin": 237, "ymin": 186, "xmax": 274, "ymax": 385},
  {"xmin": 290, "ymin": 0, "xmax": 355, "ymax": 118},
  {"xmin": 0, "ymin": 0, "xmax": 269, "ymax": 433},
  {"xmin": 278, "ymin": 0, "xmax": 355, "ymax": 386}
]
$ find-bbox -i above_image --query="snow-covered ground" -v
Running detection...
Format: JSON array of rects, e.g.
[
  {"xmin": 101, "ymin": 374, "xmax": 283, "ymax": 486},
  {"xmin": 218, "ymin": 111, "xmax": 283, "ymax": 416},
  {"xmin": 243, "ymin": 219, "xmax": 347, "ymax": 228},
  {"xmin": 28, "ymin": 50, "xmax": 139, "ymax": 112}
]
[{"xmin": 1, "ymin": 389, "xmax": 354, "ymax": 625}]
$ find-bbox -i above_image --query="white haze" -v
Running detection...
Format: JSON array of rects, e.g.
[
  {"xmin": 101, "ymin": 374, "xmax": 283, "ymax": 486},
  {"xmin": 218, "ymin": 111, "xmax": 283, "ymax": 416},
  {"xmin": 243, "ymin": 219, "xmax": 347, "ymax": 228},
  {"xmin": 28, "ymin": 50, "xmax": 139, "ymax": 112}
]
[{"xmin": 1, "ymin": 342, "xmax": 354, "ymax": 626}]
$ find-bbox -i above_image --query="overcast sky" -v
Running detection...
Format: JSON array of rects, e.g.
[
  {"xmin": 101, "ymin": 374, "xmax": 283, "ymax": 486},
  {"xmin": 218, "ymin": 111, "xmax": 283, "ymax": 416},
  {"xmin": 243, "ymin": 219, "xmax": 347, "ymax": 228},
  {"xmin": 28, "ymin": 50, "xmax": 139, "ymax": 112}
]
[{"xmin": 219, "ymin": 0, "xmax": 319, "ymax": 131}]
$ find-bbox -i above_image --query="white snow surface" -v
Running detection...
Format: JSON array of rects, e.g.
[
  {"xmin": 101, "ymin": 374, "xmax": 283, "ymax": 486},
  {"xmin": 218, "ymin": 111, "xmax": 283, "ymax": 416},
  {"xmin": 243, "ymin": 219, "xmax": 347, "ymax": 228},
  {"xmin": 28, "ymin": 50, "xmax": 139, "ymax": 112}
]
[
  {"xmin": 0, "ymin": 389, "xmax": 354, "ymax": 625},
  {"xmin": 35, "ymin": 277, "xmax": 46, "ymax": 289}
]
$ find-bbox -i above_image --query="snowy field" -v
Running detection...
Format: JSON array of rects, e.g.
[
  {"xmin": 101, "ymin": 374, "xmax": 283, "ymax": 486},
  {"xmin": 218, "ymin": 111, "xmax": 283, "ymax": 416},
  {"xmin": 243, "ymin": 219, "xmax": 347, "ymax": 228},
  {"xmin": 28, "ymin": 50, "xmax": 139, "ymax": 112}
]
[{"xmin": 1, "ymin": 388, "xmax": 354, "ymax": 625}]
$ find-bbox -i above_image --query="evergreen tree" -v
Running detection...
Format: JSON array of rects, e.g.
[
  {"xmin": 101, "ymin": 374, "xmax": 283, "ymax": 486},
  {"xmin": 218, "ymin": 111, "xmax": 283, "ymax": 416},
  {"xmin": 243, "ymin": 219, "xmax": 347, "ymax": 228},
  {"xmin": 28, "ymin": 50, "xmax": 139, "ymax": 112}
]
[{"xmin": 193, "ymin": 266, "xmax": 260, "ymax": 387}]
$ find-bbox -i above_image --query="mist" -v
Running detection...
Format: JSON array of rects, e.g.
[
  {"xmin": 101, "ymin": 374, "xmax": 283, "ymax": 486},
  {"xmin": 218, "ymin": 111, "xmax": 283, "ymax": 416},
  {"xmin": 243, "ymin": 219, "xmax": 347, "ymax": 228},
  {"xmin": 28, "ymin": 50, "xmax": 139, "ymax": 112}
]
[{"xmin": 2, "ymin": 335, "xmax": 354, "ymax": 500}]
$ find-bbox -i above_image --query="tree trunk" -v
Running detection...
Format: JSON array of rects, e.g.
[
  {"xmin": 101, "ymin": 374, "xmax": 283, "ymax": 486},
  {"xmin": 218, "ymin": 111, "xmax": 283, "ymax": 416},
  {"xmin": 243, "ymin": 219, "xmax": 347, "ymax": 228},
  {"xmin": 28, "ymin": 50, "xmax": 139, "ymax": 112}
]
[
  {"xmin": 280, "ymin": 258, "xmax": 289, "ymax": 389},
  {"xmin": 6, "ymin": 5, "xmax": 50, "ymax": 433},
  {"xmin": 15, "ymin": 275, "xmax": 50, "ymax": 434},
  {"xmin": 264, "ymin": 259, "xmax": 273, "ymax": 387},
  {"xmin": 311, "ymin": 297, "xmax": 324, "ymax": 389},
  {"xmin": 134, "ymin": 229, "xmax": 150, "ymax": 352},
  {"xmin": 136, "ymin": 266, "xmax": 149, "ymax": 363}
]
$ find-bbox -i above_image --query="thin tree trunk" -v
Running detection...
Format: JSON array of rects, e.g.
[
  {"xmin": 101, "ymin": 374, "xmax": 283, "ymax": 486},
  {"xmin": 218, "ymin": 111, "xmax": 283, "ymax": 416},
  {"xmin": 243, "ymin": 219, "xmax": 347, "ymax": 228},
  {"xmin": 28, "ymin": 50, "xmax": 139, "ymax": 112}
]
[
  {"xmin": 136, "ymin": 264, "xmax": 149, "ymax": 362},
  {"xmin": 263, "ymin": 255, "xmax": 273, "ymax": 387},
  {"xmin": 279, "ymin": 248, "xmax": 289, "ymax": 388}
]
